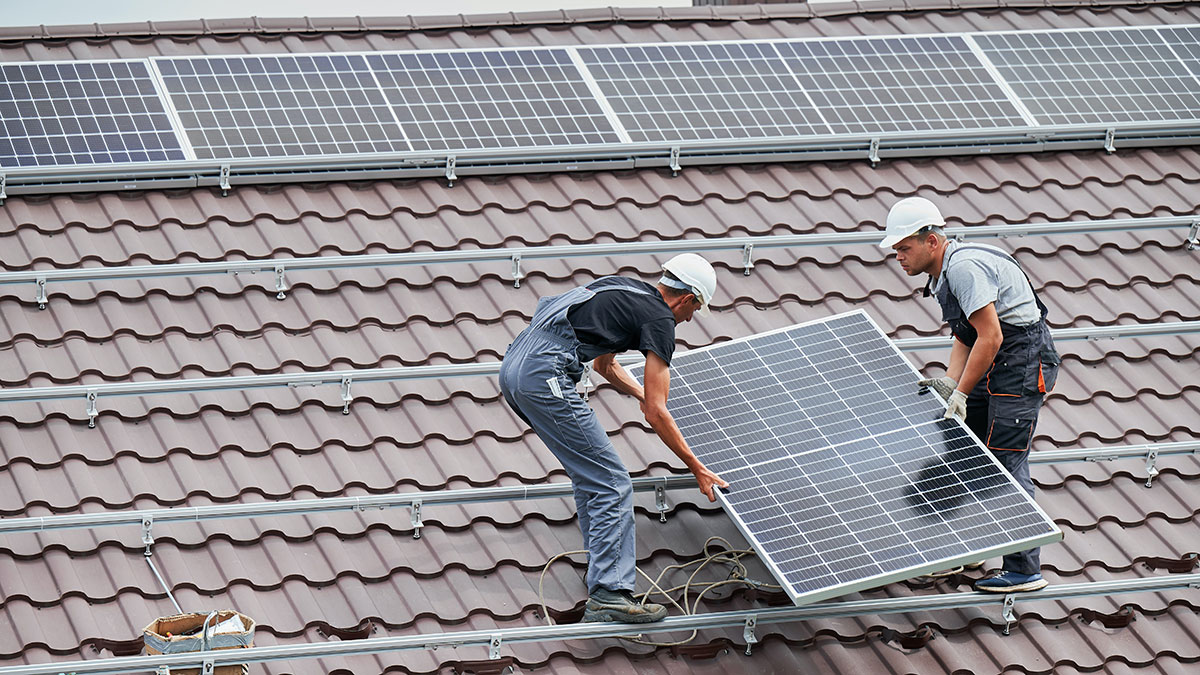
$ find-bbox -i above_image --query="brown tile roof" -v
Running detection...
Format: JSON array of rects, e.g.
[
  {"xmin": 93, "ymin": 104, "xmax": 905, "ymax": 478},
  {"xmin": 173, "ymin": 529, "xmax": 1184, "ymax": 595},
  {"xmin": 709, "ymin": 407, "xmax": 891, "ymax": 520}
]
[{"xmin": 2, "ymin": 1, "xmax": 1199, "ymax": 673}]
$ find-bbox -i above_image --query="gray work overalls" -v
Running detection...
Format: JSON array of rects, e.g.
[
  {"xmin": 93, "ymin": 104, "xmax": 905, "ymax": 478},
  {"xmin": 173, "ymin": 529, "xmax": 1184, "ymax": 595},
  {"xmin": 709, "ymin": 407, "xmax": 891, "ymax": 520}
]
[
  {"xmin": 930, "ymin": 244, "xmax": 1061, "ymax": 575},
  {"xmin": 499, "ymin": 281, "xmax": 658, "ymax": 593}
]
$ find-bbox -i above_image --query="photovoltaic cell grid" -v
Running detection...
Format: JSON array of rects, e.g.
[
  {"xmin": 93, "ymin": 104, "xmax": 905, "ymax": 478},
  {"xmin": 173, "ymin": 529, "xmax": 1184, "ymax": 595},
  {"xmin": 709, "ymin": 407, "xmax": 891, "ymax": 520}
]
[
  {"xmin": 366, "ymin": 49, "xmax": 621, "ymax": 151},
  {"xmin": 973, "ymin": 28, "xmax": 1200, "ymax": 125},
  {"xmin": 634, "ymin": 311, "xmax": 1059, "ymax": 605},
  {"xmin": 775, "ymin": 36, "xmax": 1028, "ymax": 134},
  {"xmin": 0, "ymin": 61, "xmax": 185, "ymax": 168},
  {"xmin": 578, "ymin": 42, "xmax": 830, "ymax": 143},
  {"xmin": 155, "ymin": 54, "xmax": 409, "ymax": 160},
  {"xmin": 1160, "ymin": 26, "xmax": 1200, "ymax": 81}
]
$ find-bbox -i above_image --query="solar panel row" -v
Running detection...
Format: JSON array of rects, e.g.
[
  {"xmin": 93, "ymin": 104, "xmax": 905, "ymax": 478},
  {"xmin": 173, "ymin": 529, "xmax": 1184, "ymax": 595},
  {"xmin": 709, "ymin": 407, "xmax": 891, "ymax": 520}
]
[{"xmin": 3, "ymin": 25, "xmax": 1198, "ymax": 168}]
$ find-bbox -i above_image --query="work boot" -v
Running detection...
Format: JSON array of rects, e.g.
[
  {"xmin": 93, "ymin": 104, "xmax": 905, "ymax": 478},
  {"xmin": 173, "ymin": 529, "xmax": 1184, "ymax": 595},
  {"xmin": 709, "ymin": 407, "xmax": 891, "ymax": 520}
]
[
  {"xmin": 582, "ymin": 588, "xmax": 668, "ymax": 624},
  {"xmin": 974, "ymin": 570, "xmax": 1048, "ymax": 593}
]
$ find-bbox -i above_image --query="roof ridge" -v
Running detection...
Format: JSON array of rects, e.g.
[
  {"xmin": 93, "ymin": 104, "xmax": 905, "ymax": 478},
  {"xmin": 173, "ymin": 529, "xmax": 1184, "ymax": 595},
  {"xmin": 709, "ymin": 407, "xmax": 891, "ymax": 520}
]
[{"xmin": 0, "ymin": 0, "xmax": 1181, "ymax": 42}]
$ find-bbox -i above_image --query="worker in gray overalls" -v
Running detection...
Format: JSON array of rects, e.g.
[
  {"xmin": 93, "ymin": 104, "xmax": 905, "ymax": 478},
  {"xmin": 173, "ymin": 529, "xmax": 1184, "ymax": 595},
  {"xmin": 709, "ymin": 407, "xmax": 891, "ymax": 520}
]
[
  {"xmin": 499, "ymin": 253, "xmax": 728, "ymax": 623},
  {"xmin": 881, "ymin": 197, "xmax": 1061, "ymax": 593}
]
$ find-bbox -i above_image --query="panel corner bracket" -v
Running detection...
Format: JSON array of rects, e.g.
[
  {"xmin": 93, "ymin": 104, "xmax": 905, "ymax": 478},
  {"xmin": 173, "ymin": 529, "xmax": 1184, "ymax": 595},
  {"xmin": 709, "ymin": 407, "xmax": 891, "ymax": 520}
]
[
  {"xmin": 1144, "ymin": 448, "xmax": 1160, "ymax": 488},
  {"xmin": 743, "ymin": 615, "xmax": 758, "ymax": 655},
  {"xmin": 654, "ymin": 478, "xmax": 669, "ymax": 523},
  {"xmin": 410, "ymin": 499, "xmax": 424, "ymax": 539},
  {"xmin": 488, "ymin": 633, "xmax": 503, "ymax": 660},
  {"xmin": 1001, "ymin": 594, "xmax": 1017, "ymax": 635}
]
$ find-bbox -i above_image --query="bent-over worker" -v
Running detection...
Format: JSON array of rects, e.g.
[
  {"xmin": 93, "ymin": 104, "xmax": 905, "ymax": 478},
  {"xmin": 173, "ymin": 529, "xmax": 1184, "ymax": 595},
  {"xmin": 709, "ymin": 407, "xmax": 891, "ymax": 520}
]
[
  {"xmin": 881, "ymin": 197, "xmax": 1061, "ymax": 593},
  {"xmin": 498, "ymin": 253, "xmax": 729, "ymax": 623}
]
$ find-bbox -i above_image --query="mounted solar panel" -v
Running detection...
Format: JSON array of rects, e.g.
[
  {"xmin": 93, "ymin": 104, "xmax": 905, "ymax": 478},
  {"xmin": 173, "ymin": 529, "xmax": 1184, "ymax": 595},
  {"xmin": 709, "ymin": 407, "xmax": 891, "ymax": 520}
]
[
  {"xmin": 630, "ymin": 310, "xmax": 1061, "ymax": 605},
  {"xmin": 973, "ymin": 28, "xmax": 1200, "ymax": 126},
  {"xmin": 774, "ymin": 35, "xmax": 1030, "ymax": 133},
  {"xmin": 577, "ymin": 42, "xmax": 830, "ymax": 143},
  {"xmin": 366, "ymin": 48, "xmax": 622, "ymax": 151},
  {"xmin": 155, "ymin": 54, "xmax": 410, "ymax": 160},
  {"xmin": 0, "ymin": 60, "xmax": 186, "ymax": 168}
]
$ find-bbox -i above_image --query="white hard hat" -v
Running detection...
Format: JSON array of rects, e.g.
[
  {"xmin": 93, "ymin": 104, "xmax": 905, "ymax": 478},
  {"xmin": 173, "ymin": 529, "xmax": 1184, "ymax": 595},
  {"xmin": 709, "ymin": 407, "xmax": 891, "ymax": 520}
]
[
  {"xmin": 879, "ymin": 197, "xmax": 945, "ymax": 248},
  {"xmin": 661, "ymin": 253, "xmax": 717, "ymax": 317}
]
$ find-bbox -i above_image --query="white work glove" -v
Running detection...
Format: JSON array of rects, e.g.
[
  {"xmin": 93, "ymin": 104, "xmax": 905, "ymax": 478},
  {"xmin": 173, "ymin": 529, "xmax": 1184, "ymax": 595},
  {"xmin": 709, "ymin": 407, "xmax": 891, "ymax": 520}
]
[
  {"xmin": 918, "ymin": 375, "xmax": 957, "ymax": 401},
  {"xmin": 943, "ymin": 390, "xmax": 968, "ymax": 421}
]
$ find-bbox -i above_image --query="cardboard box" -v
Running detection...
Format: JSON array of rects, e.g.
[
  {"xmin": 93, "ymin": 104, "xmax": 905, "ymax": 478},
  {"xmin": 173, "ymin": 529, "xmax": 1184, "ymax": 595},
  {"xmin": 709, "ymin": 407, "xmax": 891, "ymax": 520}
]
[{"xmin": 143, "ymin": 610, "xmax": 255, "ymax": 675}]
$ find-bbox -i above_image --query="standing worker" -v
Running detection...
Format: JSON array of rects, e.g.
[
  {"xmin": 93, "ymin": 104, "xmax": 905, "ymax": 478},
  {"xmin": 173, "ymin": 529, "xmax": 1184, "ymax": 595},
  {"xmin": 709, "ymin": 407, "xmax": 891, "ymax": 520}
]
[
  {"xmin": 499, "ymin": 254, "xmax": 729, "ymax": 623},
  {"xmin": 881, "ymin": 197, "xmax": 1061, "ymax": 593}
]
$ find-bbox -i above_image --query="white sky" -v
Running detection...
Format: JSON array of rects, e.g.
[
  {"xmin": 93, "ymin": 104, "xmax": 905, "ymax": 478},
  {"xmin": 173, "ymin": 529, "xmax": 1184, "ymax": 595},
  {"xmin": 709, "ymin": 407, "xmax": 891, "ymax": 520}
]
[{"xmin": 1, "ymin": 0, "xmax": 693, "ymax": 27}]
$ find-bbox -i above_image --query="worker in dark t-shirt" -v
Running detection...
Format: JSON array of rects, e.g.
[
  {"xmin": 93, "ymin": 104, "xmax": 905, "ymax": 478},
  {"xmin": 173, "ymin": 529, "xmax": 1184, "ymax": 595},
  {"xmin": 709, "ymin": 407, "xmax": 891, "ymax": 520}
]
[{"xmin": 498, "ymin": 254, "xmax": 728, "ymax": 624}]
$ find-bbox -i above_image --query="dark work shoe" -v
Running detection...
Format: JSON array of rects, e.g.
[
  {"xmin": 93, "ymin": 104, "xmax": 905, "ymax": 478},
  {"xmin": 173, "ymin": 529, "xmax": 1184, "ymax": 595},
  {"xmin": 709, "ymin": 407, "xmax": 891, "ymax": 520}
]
[
  {"xmin": 582, "ymin": 588, "xmax": 668, "ymax": 624},
  {"xmin": 974, "ymin": 571, "xmax": 1048, "ymax": 593}
]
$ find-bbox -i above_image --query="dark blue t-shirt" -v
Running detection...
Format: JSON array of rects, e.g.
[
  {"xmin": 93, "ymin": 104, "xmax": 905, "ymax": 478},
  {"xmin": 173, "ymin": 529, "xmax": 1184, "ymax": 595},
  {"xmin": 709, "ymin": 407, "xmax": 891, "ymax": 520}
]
[{"xmin": 567, "ymin": 277, "xmax": 677, "ymax": 365}]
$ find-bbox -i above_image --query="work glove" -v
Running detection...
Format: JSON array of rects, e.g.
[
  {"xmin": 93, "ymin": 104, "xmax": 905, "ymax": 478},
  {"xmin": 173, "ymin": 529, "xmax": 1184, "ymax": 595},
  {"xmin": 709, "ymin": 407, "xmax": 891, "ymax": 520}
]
[
  {"xmin": 918, "ymin": 375, "xmax": 957, "ymax": 401},
  {"xmin": 943, "ymin": 390, "xmax": 968, "ymax": 421}
]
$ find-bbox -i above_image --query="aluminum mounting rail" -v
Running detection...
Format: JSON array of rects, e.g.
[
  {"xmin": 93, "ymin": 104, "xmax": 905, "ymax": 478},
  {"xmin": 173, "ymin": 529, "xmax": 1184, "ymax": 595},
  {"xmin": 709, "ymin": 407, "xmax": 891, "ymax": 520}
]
[
  {"xmin": 1, "ymin": 574, "xmax": 1196, "ymax": 675},
  {"xmin": 0, "ymin": 320, "xmax": 1196, "ymax": 408},
  {"xmin": 0, "ymin": 440, "xmax": 1192, "ymax": 537},
  {"xmin": 0, "ymin": 215, "xmax": 1196, "ymax": 305},
  {"xmin": 2, "ymin": 118, "xmax": 1200, "ymax": 198}
]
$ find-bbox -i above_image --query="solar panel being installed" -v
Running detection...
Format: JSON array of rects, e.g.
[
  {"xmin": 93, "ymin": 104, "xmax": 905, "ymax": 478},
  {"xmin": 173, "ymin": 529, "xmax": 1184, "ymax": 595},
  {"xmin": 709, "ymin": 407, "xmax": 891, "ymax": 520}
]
[
  {"xmin": 631, "ymin": 310, "xmax": 1060, "ymax": 605},
  {"xmin": 774, "ymin": 35, "xmax": 1029, "ymax": 134},
  {"xmin": 577, "ymin": 42, "xmax": 830, "ymax": 143},
  {"xmin": 973, "ymin": 28, "xmax": 1200, "ymax": 126},
  {"xmin": 0, "ymin": 60, "xmax": 186, "ymax": 168},
  {"xmin": 155, "ymin": 54, "xmax": 410, "ymax": 160},
  {"xmin": 366, "ymin": 49, "xmax": 622, "ymax": 151}
]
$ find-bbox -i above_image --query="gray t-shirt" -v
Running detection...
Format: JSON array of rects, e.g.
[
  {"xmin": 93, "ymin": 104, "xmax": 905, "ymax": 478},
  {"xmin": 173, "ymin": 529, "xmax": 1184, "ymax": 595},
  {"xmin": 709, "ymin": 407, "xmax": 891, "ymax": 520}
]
[{"xmin": 933, "ymin": 241, "xmax": 1040, "ymax": 326}]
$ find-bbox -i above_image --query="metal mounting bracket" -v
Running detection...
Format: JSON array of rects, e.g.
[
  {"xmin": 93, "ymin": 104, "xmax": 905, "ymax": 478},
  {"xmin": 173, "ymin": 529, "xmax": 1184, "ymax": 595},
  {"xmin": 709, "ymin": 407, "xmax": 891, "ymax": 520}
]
[
  {"xmin": 340, "ymin": 376, "xmax": 353, "ymax": 415},
  {"xmin": 742, "ymin": 615, "xmax": 758, "ymax": 656},
  {"xmin": 274, "ymin": 266, "xmax": 288, "ymax": 300},
  {"xmin": 510, "ymin": 253, "xmax": 523, "ymax": 288},
  {"xmin": 410, "ymin": 499, "xmax": 424, "ymax": 539},
  {"xmin": 201, "ymin": 658, "xmax": 215, "ymax": 674},
  {"xmin": 218, "ymin": 164, "xmax": 231, "ymax": 196},
  {"xmin": 1001, "ymin": 594, "xmax": 1016, "ymax": 635},
  {"xmin": 142, "ymin": 516, "xmax": 155, "ymax": 557},
  {"xmin": 741, "ymin": 242, "xmax": 755, "ymax": 276},
  {"xmin": 1186, "ymin": 219, "xmax": 1200, "ymax": 251},
  {"xmin": 1144, "ymin": 448, "xmax": 1160, "ymax": 488},
  {"xmin": 488, "ymin": 634, "xmax": 503, "ymax": 660},
  {"xmin": 86, "ymin": 390, "xmax": 99, "ymax": 429},
  {"xmin": 0, "ymin": 173, "xmax": 7, "ymax": 203},
  {"xmin": 1103, "ymin": 128, "xmax": 1116, "ymax": 154},
  {"xmin": 868, "ymin": 138, "xmax": 881, "ymax": 166},
  {"xmin": 446, "ymin": 155, "xmax": 457, "ymax": 185},
  {"xmin": 669, "ymin": 146, "xmax": 681, "ymax": 175},
  {"xmin": 156, "ymin": 666, "xmax": 170, "ymax": 675},
  {"xmin": 35, "ymin": 277, "xmax": 48, "ymax": 310},
  {"xmin": 654, "ymin": 479, "xmax": 669, "ymax": 523}
]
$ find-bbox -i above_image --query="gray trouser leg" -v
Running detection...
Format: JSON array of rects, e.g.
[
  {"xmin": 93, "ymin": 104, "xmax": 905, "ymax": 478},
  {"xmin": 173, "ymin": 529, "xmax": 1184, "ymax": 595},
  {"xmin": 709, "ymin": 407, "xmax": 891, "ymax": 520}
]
[{"xmin": 500, "ymin": 346, "xmax": 637, "ymax": 593}]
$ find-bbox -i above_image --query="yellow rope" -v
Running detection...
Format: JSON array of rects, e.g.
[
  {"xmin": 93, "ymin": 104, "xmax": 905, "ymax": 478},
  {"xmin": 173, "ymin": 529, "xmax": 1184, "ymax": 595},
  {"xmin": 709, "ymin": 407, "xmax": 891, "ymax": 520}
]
[{"xmin": 536, "ymin": 536, "xmax": 782, "ymax": 647}]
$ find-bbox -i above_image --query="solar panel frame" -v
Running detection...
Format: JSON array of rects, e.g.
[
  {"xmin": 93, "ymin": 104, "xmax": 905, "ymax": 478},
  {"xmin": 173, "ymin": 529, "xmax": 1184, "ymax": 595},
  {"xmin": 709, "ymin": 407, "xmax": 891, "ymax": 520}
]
[
  {"xmin": 577, "ymin": 41, "xmax": 833, "ymax": 143},
  {"xmin": 972, "ymin": 26, "xmax": 1200, "ymax": 126},
  {"xmin": 152, "ymin": 53, "xmax": 413, "ymax": 161},
  {"xmin": 0, "ymin": 58, "xmax": 189, "ymax": 169},
  {"xmin": 366, "ymin": 47, "xmax": 623, "ymax": 152},
  {"xmin": 773, "ymin": 34, "xmax": 1030, "ymax": 134},
  {"xmin": 629, "ymin": 310, "xmax": 1061, "ymax": 606}
]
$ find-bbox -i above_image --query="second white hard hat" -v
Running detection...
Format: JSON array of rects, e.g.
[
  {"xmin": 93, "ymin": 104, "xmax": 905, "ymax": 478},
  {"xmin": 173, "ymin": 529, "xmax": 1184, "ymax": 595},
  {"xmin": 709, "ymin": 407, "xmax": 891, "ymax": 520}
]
[
  {"xmin": 661, "ymin": 253, "xmax": 717, "ymax": 317},
  {"xmin": 879, "ymin": 197, "xmax": 945, "ymax": 248}
]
